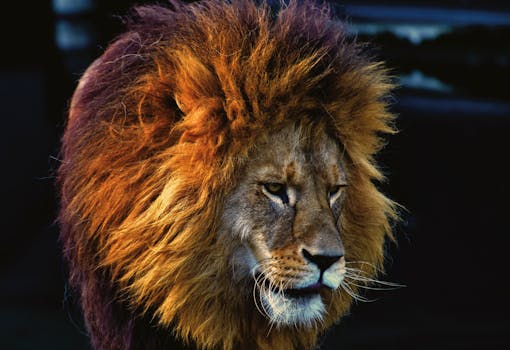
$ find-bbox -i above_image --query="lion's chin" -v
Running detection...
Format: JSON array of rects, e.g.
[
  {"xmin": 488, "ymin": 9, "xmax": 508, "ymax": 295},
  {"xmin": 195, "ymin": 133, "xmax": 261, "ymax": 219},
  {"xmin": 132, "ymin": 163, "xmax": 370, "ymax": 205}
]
[{"xmin": 261, "ymin": 290, "xmax": 325, "ymax": 328}]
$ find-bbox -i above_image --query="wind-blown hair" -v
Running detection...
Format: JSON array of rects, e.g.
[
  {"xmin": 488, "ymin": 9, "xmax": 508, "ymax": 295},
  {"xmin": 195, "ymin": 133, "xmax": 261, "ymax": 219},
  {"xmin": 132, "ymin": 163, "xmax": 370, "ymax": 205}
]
[{"xmin": 58, "ymin": 1, "xmax": 397, "ymax": 349}]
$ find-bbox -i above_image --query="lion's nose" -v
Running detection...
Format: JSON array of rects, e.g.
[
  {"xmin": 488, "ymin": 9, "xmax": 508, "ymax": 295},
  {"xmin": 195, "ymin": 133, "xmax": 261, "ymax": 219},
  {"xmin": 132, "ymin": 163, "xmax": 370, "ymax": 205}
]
[{"xmin": 302, "ymin": 248, "xmax": 343, "ymax": 272}]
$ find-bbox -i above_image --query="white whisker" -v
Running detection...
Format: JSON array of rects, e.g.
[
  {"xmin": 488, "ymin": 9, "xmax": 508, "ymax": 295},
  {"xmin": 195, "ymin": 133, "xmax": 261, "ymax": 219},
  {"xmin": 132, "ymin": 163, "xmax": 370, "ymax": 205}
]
[
  {"xmin": 338, "ymin": 261, "xmax": 405, "ymax": 303},
  {"xmin": 344, "ymin": 279, "xmax": 401, "ymax": 291},
  {"xmin": 344, "ymin": 267, "xmax": 375, "ymax": 276},
  {"xmin": 345, "ymin": 261, "xmax": 384, "ymax": 273},
  {"xmin": 345, "ymin": 271, "xmax": 405, "ymax": 288},
  {"xmin": 340, "ymin": 281, "xmax": 375, "ymax": 302},
  {"xmin": 252, "ymin": 263, "xmax": 273, "ymax": 321}
]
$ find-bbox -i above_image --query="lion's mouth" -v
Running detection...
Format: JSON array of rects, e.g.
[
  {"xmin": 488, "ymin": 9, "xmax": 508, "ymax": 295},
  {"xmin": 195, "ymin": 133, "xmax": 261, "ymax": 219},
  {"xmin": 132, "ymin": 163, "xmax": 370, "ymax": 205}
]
[
  {"xmin": 284, "ymin": 283, "xmax": 328, "ymax": 298},
  {"xmin": 256, "ymin": 273, "xmax": 329, "ymax": 298}
]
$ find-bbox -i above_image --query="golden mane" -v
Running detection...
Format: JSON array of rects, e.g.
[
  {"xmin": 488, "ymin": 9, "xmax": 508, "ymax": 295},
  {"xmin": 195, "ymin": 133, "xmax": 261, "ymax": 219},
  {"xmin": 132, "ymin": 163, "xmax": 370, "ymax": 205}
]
[{"xmin": 58, "ymin": 1, "xmax": 397, "ymax": 349}]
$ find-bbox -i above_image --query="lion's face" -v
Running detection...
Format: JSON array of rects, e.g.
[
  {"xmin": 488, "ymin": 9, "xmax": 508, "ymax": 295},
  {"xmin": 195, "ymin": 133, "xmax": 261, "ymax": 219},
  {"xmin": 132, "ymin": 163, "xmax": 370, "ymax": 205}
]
[{"xmin": 221, "ymin": 122, "xmax": 347, "ymax": 327}]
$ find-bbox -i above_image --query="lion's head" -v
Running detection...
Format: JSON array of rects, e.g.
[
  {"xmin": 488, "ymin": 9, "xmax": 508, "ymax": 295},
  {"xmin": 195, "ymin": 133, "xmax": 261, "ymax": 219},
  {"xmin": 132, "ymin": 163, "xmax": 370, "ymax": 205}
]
[{"xmin": 58, "ymin": 1, "xmax": 397, "ymax": 349}]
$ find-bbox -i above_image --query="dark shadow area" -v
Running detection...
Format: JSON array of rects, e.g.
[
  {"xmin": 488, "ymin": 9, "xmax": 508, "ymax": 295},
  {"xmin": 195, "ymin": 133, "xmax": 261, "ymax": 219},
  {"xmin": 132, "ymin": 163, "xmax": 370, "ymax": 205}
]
[{"xmin": 1, "ymin": 0, "xmax": 509, "ymax": 349}]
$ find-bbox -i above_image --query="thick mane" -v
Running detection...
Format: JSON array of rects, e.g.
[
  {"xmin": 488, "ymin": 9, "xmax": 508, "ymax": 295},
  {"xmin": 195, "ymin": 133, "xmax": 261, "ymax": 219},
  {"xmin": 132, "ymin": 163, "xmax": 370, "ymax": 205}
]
[{"xmin": 58, "ymin": 1, "xmax": 396, "ymax": 349}]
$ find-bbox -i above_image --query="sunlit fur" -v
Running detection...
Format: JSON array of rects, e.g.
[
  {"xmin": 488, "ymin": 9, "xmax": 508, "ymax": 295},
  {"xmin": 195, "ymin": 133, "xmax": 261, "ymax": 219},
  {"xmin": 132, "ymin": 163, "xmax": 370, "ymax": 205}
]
[{"xmin": 57, "ymin": 1, "xmax": 397, "ymax": 349}]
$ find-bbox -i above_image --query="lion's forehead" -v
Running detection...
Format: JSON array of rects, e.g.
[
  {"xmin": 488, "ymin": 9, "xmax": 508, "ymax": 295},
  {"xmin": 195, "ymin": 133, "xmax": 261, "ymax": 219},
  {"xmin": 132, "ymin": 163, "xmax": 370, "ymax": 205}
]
[{"xmin": 249, "ymin": 124, "xmax": 346, "ymax": 185}]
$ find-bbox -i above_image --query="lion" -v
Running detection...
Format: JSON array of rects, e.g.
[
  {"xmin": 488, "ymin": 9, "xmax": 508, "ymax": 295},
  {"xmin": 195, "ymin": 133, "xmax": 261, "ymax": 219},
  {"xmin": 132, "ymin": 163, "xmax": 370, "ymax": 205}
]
[{"xmin": 57, "ymin": 1, "xmax": 397, "ymax": 349}]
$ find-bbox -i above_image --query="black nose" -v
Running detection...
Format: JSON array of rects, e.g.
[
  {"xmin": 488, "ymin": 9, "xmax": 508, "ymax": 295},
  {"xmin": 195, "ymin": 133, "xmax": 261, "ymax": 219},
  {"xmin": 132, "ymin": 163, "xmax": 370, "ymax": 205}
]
[{"xmin": 302, "ymin": 249, "xmax": 343, "ymax": 272}]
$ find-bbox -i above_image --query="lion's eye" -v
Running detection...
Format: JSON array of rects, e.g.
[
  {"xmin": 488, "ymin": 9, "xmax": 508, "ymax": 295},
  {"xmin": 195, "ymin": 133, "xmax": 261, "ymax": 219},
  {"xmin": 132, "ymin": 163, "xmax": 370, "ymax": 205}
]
[
  {"xmin": 262, "ymin": 183, "xmax": 289, "ymax": 204},
  {"xmin": 329, "ymin": 184, "xmax": 347, "ymax": 198},
  {"xmin": 265, "ymin": 183, "xmax": 283, "ymax": 194}
]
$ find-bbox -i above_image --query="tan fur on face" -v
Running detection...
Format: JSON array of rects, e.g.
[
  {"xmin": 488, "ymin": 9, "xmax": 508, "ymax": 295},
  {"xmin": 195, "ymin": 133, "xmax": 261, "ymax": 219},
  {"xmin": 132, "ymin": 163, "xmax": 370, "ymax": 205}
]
[
  {"xmin": 221, "ymin": 122, "xmax": 349, "ymax": 328},
  {"xmin": 58, "ymin": 1, "xmax": 397, "ymax": 349}
]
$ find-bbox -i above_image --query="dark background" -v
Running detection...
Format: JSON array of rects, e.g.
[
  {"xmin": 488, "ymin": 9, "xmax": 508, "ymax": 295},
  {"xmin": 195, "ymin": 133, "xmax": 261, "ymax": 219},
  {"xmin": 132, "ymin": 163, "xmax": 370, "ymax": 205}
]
[{"xmin": 1, "ymin": 0, "xmax": 509, "ymax": 349}]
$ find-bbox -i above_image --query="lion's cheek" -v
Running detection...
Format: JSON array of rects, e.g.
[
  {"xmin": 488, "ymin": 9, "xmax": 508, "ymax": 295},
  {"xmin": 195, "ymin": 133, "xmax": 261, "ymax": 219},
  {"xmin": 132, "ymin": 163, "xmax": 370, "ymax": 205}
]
[{"xmin": 230, "ymin": 243, "xmax": 259, "ymax": 282}]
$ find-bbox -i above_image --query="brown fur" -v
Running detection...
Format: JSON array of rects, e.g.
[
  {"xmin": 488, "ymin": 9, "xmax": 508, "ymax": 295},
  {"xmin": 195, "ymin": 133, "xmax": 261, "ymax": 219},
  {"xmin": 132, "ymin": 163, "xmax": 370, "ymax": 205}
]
[{"xmin": 57, "ymin": 1, "xmax": 397, "ymax": 349}]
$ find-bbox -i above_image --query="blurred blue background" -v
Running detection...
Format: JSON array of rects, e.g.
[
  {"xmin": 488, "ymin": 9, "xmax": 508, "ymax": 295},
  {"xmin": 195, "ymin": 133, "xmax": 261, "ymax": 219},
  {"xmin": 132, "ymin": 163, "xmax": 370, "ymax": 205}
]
[{"xmin": 1, "ymin": 0, "xmax": 509, "ymax": 349}]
